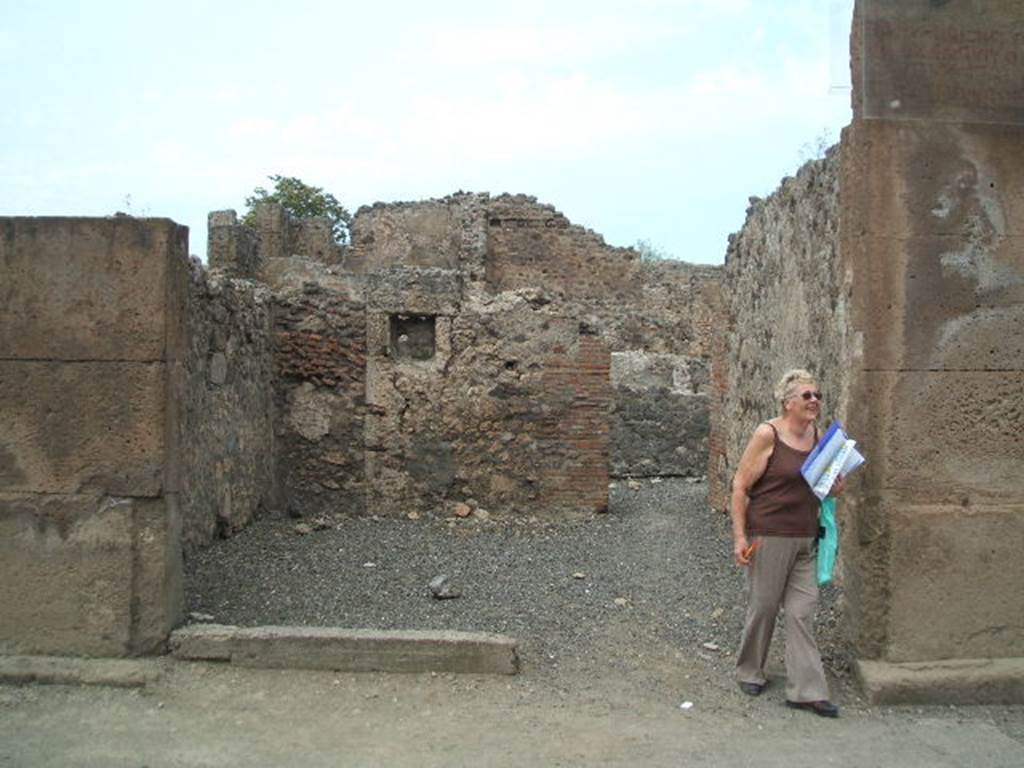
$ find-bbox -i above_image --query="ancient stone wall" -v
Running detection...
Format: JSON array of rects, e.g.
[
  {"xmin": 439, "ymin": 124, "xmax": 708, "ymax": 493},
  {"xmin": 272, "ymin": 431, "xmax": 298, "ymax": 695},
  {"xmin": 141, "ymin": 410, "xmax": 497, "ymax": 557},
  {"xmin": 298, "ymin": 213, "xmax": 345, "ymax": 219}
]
[
  {"xmin": 482, "ymin": 196, "xmax": 719, "ymax": 481},
  {"xmin": 359, "ymin": 195, "xmax": 713, "ymax": 514},
  {"xmin": 180, "ymin": 265, "xmax": 276, "ymax": 552},
  {"xmin": 207, "ymin": 210, "xmax": 261, "ymax": 278},
  {"xmin": 706, "ymin": 150, "xmax": 849, "ymax": 512},
  {"xmin": 353, "ymin": 194, "xmax": 720, "ymax": 358},
  {"xmin": 700, "ymin": 0, "xmax": 1024, "ymax": 701},
  {"xmin": 242, "ymin": 194, "xmax": 717, "ymax": 519},
  {"xmin": 211, "ymin": 206, "xmax": 369, "ymax": 520},
  {"xmin": 843, "ymin": 0, "xmax": 1024, "ymax": 669},
  {"xmin": 348, "ymin": 198, "xmax": 477, "ymax": 274},
  {"xmin": 272, "ymin": 270, "xmax": 367, "ymax": 518},
  {"xmin": 351, "ymin": 195, "xmax": 620, "ymax": 518},
  {"xmin": 0, "ymin": 216, "xmax": 187, "ymax": 656},
  {"xmin": 364, "ymin": 295, "xmax": 613, "ymax": 518},
  {"xmin": 483, "ymin": 196, "xmax": 720, "ymax": 357},
  {"xmin": 484, "ymin": 196, "xmax": 634, "ymax": 297},
  {"xmin": 209, "ymin": 205, "xmax": 344, "ymax": 279},
  {"xmin": 611, "ymin": 352, "xmax": 709, "ymax": 478}
]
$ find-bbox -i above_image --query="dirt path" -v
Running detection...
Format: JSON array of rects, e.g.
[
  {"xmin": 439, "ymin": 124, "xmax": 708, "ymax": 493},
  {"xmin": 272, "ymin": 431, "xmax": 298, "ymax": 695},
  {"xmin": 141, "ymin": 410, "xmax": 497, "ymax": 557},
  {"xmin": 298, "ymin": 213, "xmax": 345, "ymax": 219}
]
[
  {"xmin": 2, "ymin": 659, "xmax": 1022, "ymax": 768},
  {"xmin": 3, "ymin": 480, "xmax": 1022, "ymax": 766}
]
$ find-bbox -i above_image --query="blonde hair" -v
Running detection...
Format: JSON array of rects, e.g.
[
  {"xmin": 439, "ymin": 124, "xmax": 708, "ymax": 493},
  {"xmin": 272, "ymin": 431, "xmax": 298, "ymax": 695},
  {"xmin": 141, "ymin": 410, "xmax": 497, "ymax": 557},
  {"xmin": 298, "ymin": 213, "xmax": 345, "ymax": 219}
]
[{"xmin": 774, "ymin": 368, "xmax": 816, "ymax": 403}]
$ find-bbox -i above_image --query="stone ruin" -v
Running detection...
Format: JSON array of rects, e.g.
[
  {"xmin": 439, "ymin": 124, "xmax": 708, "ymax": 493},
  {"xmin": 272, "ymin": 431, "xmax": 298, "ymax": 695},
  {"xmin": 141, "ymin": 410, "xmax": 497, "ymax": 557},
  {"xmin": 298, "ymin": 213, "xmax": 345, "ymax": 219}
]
[
  {"xmin": 1, "ymin": 0, "xmax": 1022, "ymax": 704},
  {"xmin": 203, "ymin": 192, "xmax": 719, "ymax": 535},
  {"xmin": 0, "ymin": 193, "xmax": 720, "ymax": 657}
]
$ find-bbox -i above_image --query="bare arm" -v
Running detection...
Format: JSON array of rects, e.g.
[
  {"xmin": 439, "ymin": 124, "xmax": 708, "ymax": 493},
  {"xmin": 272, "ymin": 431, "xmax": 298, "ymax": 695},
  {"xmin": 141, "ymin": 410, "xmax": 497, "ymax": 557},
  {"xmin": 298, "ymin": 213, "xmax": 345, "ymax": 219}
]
[{"xmin": 730, "ymin": 423, "xmax": 775, "ymax": 566}]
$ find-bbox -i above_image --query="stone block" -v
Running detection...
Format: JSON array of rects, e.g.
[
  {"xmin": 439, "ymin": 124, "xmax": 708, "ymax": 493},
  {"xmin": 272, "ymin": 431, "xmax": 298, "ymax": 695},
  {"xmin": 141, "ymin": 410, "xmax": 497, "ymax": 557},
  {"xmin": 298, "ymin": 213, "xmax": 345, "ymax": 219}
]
[
  {"xmin": 170, "ymin": 625, "xmax": 519, "ymax": 675},
  {"xmin": 0, "ymin": 494, "xmax": 134, "ymax": 656},
  {"xmin": 130, "ymin": 497, "xmax": 184, "ymax": 654},
  {"xmin": 0, "ymin": 361, "xmax": 167, "ymax": 496},
  {"xmin": 852, "ymin": 234, "xmax": 1024, "ymax": 372},
  {"xmin": 166, "ymin": 623, "xmax": 236, "ymax": 661},
  {"xmin": 886, "ymin": 503, "xmax": 1024, "ymax": 662},
  {"xmin": 207, "ymin": 219, "xmax": 261, "ymax": 278},
  {"xmin": 365, "ymin": 314, "xmax": 390, "ymax": 358},
  {"xmin": 857, "ymin": 657, "xmax": 1024, "ymax": 705},
  {"xmin": 843, "ymin": 121, "xmax": 1024, "ymax": 239},
  {"xmin": 855, "ymin": 370, "xmax": 1024, "ymax": 505},
  {"xmin": 859, "ymin": 0, "xmax": 1024, "ymax": 125},
  {"xmin": 0, "ymin": 217, "xmax": 187, "ymax": 361},
  {"xmin": 0, "ymin": 493, "xmax": 181, "ymax": 657}
]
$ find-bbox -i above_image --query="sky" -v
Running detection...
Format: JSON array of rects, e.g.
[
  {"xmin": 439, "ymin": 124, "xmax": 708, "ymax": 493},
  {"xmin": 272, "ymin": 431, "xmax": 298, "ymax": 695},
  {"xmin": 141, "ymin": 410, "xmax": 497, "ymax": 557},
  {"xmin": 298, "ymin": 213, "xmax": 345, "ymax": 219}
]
[{"xmin": 0, "ymin": 0, "xmax": 855, "ymax": 265}]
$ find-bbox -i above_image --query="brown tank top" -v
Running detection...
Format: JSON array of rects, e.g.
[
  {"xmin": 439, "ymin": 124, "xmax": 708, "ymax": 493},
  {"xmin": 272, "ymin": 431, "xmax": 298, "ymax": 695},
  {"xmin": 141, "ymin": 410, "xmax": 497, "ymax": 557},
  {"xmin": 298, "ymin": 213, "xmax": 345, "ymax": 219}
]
[{"xmin": 745, "ymin": 423, "xmax": 820, "ymax": 537}]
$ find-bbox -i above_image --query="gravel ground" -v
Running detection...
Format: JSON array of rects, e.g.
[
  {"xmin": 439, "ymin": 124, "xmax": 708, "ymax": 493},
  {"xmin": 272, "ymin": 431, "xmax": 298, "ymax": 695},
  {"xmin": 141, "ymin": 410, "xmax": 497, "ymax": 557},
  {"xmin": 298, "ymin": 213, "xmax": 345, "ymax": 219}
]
[
  {"xmin": 185, "ymin": 478, "xmax": 849, "ymax": 689},
  {"xmin": 9, "ymin": 478, "xmax": 1023, "ymax": 768}
]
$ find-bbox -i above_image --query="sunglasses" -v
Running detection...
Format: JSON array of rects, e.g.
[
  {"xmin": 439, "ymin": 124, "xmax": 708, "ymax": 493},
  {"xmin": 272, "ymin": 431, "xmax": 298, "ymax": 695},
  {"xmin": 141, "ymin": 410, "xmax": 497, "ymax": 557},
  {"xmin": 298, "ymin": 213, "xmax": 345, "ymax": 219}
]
[{"xmin": 794, "ymin": 391, "xmax": 823, "ymax": 401}]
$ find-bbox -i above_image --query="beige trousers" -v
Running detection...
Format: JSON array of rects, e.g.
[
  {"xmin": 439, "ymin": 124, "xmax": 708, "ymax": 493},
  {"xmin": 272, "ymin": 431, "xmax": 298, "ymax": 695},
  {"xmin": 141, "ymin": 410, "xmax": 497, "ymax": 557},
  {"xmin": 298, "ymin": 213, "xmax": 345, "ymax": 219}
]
[{"xmin": 735, "ymin": 536, "xmax": 830, "ymax": 702}]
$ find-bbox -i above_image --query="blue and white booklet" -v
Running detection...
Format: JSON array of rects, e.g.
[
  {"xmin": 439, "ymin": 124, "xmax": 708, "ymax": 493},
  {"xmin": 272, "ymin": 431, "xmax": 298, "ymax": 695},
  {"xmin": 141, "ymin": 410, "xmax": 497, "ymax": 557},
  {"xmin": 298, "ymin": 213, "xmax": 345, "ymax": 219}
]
[{"xmin": 800, "ymin": 421, "xmax": 865, "ymax": 500}]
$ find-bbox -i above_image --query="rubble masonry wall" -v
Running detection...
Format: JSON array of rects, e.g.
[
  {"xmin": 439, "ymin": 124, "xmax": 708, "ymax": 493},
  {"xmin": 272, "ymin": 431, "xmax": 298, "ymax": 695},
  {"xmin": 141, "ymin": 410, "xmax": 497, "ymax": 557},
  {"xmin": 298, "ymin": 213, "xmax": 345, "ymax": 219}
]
[
  {"xmin": 706, "ymin": 149, "xmax": 850, "ymax": 514},
  {"xmin": 180, "ymin": 265, "xmax": 276, "ymax": 552},
  {"xmin": 245, "ymin": 193, "xmax": 720, "ymax": 519}
]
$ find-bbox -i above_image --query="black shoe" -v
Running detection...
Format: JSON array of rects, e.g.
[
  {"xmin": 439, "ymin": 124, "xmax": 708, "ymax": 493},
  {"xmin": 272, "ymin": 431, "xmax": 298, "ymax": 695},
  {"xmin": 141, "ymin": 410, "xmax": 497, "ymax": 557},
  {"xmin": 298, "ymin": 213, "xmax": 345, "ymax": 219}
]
[
  {"xmin": 739, "ymin": 682, "xmax": 765, "ymax": 696},
  {"xmin": 786, "ymin": 700, "xmax": 839, "ymax": 718}
]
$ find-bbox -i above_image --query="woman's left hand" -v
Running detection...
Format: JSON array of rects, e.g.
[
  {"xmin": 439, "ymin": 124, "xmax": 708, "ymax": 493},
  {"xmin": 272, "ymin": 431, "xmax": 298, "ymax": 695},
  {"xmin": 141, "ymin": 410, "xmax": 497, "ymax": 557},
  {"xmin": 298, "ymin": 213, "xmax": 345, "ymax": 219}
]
[{"xmin": 829, "ymin": 475, "xmax": 845, "ymax": 497}]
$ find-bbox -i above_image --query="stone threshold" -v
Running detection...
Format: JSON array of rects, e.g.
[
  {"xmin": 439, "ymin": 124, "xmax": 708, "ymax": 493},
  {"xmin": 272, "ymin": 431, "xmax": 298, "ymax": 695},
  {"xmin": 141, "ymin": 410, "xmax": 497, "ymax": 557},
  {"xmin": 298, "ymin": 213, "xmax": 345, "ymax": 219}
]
[
  {"xmin": 170, "ymin": 624, "xmax": 520, "ymax": 676},
  {"xmin": 857, "ymin": 657, "xmax": 1024, "ymax": 705}
]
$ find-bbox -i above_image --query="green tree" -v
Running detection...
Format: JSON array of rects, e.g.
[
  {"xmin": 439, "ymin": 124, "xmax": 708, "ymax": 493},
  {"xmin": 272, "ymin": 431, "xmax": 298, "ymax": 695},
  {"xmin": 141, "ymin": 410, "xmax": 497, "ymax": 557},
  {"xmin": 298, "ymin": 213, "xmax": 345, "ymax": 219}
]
[
  {"xmin": 243, "ymin": 175, "xmax": 352, "ymax": 244},
  {"xmin": 633, "ymin": 238, "xmax": 673, "ymax": 263}
]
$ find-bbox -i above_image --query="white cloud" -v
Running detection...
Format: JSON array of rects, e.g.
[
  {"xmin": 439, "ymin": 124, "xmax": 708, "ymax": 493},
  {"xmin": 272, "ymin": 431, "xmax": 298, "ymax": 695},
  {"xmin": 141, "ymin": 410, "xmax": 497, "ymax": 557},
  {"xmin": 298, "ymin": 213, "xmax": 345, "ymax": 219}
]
[
  {"xmin": 693, "ymin": 0, "xmax": 752, "ymax": 12},
  {"xmin": 279, "ymin": 114, "xmax": 324, "ymax": 144},
  {"xmin": 201, "ymin": 84, "xmax": 245, "ymax": 105},
  {"xmin": 226, "ymin": 117, "xmax": 278, "ymax": 140},
  {"xmin": 689, "ymin": 65, "xmax": 762, "ymax": 97},
  {"xmin": 401, "ymin": 16, "xmax": 679, "ymax": 72}
]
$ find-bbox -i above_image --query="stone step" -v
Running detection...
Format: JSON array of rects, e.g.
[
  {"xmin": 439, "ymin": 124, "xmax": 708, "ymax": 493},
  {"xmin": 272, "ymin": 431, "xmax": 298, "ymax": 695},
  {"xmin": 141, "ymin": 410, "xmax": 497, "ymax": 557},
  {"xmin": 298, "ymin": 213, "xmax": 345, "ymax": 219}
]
[
  {"xmin": 169, "ymin": 625, "xmax": 519, "ymax": 675},
  {"xmin": 857, "ymin": 658, "xmax": 1024, "ymax": 705},
  {"xmin": 0, "ymin": 655, "xmax": 157, "ymax": 688}
]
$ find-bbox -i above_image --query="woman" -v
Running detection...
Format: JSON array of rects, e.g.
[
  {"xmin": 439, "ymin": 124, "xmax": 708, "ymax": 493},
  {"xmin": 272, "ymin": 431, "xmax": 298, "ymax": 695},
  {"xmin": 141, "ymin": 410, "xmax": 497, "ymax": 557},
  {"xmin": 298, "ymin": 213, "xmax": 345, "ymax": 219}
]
[{"xmin": 731, "ymin": 368, "xmax": 843, "ymax": 718}]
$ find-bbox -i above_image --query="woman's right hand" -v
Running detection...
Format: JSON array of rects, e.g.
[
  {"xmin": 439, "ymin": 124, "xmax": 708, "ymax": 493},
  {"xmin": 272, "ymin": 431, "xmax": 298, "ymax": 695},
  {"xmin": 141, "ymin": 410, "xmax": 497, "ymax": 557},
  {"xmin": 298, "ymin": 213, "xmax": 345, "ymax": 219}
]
[{"xmin": 734, "ymin": 535, "xmax": 752, "ymax": 567}]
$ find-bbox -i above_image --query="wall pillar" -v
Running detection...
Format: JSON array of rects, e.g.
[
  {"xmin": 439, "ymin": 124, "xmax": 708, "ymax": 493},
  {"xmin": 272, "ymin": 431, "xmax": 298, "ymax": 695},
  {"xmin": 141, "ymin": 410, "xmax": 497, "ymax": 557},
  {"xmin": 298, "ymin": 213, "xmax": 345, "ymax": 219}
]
[
  {"xmin": 0, "ymin": 216, "xmax": 188, "ymax": 656},
  {"xmin": 844, "ymin": 0, "xmax": 1024, "ymax": 702}
]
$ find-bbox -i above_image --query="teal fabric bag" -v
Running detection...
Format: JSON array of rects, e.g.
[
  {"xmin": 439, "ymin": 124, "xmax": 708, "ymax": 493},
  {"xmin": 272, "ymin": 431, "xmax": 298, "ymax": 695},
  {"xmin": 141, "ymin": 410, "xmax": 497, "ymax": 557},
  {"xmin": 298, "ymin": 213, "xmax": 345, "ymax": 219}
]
[{"xmin": 817, "ymin": 496, "xmax": 838, "ymax": 586}]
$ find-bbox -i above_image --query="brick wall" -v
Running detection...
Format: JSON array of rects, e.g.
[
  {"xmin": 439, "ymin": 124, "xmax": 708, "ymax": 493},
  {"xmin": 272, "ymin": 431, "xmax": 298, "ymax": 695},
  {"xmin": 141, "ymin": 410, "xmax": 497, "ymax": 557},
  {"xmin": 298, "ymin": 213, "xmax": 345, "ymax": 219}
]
[{"xmin": 539, "ymin": 333, "xmax": 612, "ymax": 513}]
